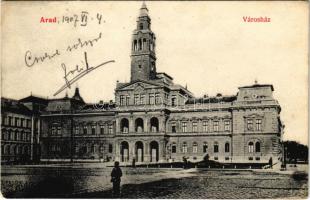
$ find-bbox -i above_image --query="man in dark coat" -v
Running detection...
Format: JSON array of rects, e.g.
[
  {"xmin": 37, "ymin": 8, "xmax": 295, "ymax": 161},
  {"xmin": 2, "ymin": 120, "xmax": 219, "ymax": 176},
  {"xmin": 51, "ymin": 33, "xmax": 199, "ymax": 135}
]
[{"xmin": 111, "ymin": 161, "xmax": 122, "ymax": 197}]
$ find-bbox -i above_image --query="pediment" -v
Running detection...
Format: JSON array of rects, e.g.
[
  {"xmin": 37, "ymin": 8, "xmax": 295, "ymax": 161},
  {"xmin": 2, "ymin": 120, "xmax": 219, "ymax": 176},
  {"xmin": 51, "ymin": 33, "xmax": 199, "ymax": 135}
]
[{"xmin": 117, "ymin": 80, "xmax": 161, "ymax": 91}]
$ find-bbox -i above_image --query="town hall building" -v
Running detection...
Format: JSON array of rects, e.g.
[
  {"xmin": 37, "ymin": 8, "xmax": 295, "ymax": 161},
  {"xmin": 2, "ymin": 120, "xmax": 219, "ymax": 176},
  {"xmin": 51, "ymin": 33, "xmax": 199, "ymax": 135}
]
[{"xmin": 1, "ymin": 3, "xmax": 284, "ymax": 166}]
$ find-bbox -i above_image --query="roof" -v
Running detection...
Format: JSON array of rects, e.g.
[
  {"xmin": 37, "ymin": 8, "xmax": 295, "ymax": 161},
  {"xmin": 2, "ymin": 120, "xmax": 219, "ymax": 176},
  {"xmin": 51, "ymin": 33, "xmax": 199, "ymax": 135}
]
[
  {"xmin": 186, "ymin": 95, "xmax": 237, "ymax": 104},
  {"xmin": 19, "ymin": 95, "xmax": 48, "ymax": 105},
  {"xmin": 238, "ymin": 84, "xmax": 274, "ymax": 91},
  {"xmin": 1, "ymin": 98, "xmax": 32, "ymax": 115}
]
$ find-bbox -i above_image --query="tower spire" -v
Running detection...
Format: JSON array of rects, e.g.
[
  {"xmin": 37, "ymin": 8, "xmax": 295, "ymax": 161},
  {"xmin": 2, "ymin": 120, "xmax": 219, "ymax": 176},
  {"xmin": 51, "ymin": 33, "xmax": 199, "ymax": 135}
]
[
  {"xmin": 130, "ymin": 2, "xmax": 156, "ymax": 82},
  {"xmin": 140, "ymin": 1, "xmax": 148, "ymax": 17}
]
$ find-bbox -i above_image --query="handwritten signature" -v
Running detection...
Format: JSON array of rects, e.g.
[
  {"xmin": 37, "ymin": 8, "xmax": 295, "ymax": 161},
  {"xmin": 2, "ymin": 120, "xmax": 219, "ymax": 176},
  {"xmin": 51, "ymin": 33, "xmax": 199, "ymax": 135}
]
[
  {"xmin": 24, "ymin": 32, "xmax": 102, "ymax": 68},
  {"xmin": 53, "ymin": 51, "xmax": 115, "ymax": 96}
]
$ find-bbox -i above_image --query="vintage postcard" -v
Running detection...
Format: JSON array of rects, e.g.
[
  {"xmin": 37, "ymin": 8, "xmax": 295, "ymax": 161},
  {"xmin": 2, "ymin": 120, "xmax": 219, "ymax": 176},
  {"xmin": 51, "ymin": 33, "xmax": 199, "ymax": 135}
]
[{"xmin": 1, "ymin": 1, "xmax": 308, "ymax": 199}]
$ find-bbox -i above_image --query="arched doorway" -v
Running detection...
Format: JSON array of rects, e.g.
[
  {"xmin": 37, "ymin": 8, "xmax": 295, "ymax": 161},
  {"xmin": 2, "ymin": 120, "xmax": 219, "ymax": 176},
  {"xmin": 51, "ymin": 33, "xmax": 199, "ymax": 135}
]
[
  {"xmin": 120, "ymin": 141, "xmax": 129, "ymax": 162},
  {"xmin": 135, "ymin": 141, "xmax": 144, "ymax": 162},
  {"xmin": 150, "ymin": 117, "xmax": 159, "ymax": 132},
  {"xmin": 135, "ymin": 118, "xmax": 144, "ymax": 133},
  {"xmin": 150, "ymin": 141, "xmax": 159, "ymax": 162}
]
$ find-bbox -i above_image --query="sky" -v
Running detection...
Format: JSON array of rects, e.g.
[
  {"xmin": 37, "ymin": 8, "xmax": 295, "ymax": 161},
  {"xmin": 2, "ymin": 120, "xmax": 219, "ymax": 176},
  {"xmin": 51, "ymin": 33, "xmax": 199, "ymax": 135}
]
[{"xmin": 2, "ymin": 1, "xmax": 308, "ymax": 145}]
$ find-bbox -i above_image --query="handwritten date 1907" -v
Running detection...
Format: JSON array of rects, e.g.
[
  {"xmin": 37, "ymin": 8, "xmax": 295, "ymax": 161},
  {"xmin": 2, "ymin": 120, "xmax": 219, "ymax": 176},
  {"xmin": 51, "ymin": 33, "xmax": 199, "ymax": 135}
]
[{"xmin": 53, "ymin": 52, "xmax": 115, "ymax": 96}]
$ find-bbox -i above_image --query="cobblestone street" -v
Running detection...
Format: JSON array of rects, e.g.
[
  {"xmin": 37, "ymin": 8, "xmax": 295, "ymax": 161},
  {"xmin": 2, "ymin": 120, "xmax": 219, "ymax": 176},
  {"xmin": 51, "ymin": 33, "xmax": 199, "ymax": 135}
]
[
  {"xmin": 2, "ymin": 164, "xmax": 308, "ymax": 199},
  {"xmin": 75, "ymin": 169, "xmax": 308, "ymax": 199}
]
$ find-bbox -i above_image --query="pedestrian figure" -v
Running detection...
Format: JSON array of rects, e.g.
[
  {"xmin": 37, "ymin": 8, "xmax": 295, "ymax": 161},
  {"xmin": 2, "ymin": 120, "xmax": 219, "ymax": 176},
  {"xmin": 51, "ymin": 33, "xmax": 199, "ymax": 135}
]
[{"xmin": 111, "ymin": 161, "xmax": 122, "ymax": 197}]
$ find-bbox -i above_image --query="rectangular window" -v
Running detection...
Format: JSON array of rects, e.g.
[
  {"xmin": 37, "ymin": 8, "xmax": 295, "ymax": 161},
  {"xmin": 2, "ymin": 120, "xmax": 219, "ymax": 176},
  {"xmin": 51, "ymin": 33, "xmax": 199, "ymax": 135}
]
[
  {"xmin": 155, "ymin": 93, "xmax": 161, "ymax": 104},
  {"xmin": 134, "ymin": 94, "xmax": 140, "ymax": 105},
  {"xmin": 214, "ymin": 157, "xmax": 218, "ymax": 160},
  {"xmin": 171, "ymin": 96, "xmax": 177, "ymax": 106},
  {"xmin": 182, "ymin": 144, "xmax": 188, "ymax": 153},
  {"xmin": 172, "ymin": 145, "xmax": 177, "ymax": 153},
  {"xmin": 192, "ymin": 122, "xmax": 198, "ymax": 132},
  {"xmin": 126, "ymin": 95, "xmax": 130, "ymax": 105},
  {"xmin": 140, "ymin": 94, "xmax": 145, "ymax": 105},
  {"xmin": 171, "ymin": 122, "xmax": 176, "ymax": 133},
  {"xmin": 83, "ymin": 126, "xmax": 88, "ymax": 134},
  {"xmin": 193, "ymin": 144, "xmax": 198, "ymax": 153},
  {"xmin": 109, "ymin": 144, "xmax": 113, "ymax": 153},
  {"xmin": 91, "ymin": 125, "xmax": 96, "ymax": 135},
  {"xmin": 120, "ymin": 95, "xmax": 125, "ymax": 106},
  {"xmin": 214, "ymin": 144, "xmax": 219, "ymax": 153},
  {"xmin": 224, "ymin": 121, "xmax": 230, "ymax": 131},
  {"xmin": 247, "ymin": 119, "xmax": 253, "ymax": 130},
  {"xmin": 182, "ymin": 122, "xmax": 187, "ymax": 133},
  {"xmin": 100, "ymin": 125, "xmax": 105, "ymax": 134},
  {"xmin": 203, "ymin": 121, "xmax": 208, "ymax": 132},
  {"xmin": 15, "ymin": 118, "xmax": 19, "ymax": 127},
  {"xmin": 75, "ymin": 126, "xmax": 79, "ymax": 135},
  {"xmin": 28, "ymin": 119, "xmax": 32, "ymax": 128},
  {"xmin": 225, "ymin": 157, "xmax": 230, "ymax": 161},
  {"xmin": 21, "ymin": 119, "xmax": 24, "ymax": 127},
  {"xmin": 213, "ymin": 121, "xmax": 219, "ymax": 132},
  {"xmin": 8, "ymin": 117, "xmax": 12, "ymax": 126},
  {"xmin": 149, "ymin": 94, "xmax": 155, "ymax": 105},
  {"xmin": 108, "ymin": 125, "xmax": 113, "ymax": 134},
  {"xmin": 51, "ymin": 126, "xmax": 56, "ymax": 135},
  {"xmin": 256, "ymin": 119, "xmax": 262, "ymax": 131},
  {"xmin": 57, "ymin": 126, "xmax": 61, "ymax": 135}
]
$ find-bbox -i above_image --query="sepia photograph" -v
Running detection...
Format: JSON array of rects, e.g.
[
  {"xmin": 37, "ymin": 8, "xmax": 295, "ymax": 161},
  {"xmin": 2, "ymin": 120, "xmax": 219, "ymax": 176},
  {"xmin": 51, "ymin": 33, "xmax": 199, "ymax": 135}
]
[{"xmin": 1, "ymin": 1, "xmax": 309, "ymax": 199}]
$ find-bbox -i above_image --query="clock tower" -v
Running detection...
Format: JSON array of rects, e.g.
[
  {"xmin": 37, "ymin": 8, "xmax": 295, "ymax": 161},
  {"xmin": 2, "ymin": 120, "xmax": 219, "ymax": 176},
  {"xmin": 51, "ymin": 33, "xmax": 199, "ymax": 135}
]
[{"xmin": 130, "ymin": 2, "xmax": 157, "ymax": 82}]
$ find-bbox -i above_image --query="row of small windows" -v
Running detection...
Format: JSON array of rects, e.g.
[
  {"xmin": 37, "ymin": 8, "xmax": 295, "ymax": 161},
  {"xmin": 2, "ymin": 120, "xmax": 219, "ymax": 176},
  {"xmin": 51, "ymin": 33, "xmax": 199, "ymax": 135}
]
[
  {"xmin": 1, "ymin": 145, "xmax": 30, "ymax": 155},
  {"xmin": 132, "ymin": 38, "xmax": 154, "ymax": 52},
  {"xmin": 2, "ymin": 116, "xmax": 31, "ymax": 128},
  {"xmin": 1, "ymin": 130, "xmax": 31, "ymax": 141},
  {"xmin": 120, "ymin": 93, "xmax": 163, "ymax": 106},
  {"xmin": 170, "ymin": 142, "xmax": 230, "ymax": 154},
  {"xmin": 170, "ymin": 120, "xmax": 231, "ymax": 133},
  {"xmin": 246, "ymin": 119, "xmax": 262, "ymax": 131},
  {"xmin": 50, "ymin": 124, "xmax": 114, "ymax": 135},
  {"xmin": 48, "ymin": 143, "xmax": 113, "ymax": 154},
  {"xmin": 120, "ymin": 117, "xmax": 159, "ymax": 133}
]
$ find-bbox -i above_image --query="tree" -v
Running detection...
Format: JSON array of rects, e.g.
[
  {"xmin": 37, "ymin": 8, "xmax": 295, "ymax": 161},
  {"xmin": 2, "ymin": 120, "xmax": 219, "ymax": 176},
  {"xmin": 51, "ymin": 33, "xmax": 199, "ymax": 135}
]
[{"xmin": 283, "ymin": 141, "xmax": 308, "ymax": 163}]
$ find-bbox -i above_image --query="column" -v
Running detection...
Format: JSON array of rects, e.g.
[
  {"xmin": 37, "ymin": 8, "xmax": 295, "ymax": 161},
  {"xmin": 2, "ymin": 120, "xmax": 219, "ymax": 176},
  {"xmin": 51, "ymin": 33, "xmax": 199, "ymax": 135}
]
[
  {"xmin": 144, "ymin": 142, "xmax": 149, "ymax": 162},
  {"xmin": 129, "ymin": 116, "xmax": 134, "ymax": 133},
  {"xmin": 30, "ymin": 116, "xmax": 34, "ymax": 161},
  {"xmin": 144, "ymin": 116, "xmax": 148, "ymax": 133}
]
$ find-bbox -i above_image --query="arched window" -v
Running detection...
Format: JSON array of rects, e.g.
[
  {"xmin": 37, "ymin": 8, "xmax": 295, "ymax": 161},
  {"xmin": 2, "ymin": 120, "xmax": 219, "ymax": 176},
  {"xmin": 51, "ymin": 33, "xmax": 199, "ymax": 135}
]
[
  {"xmin": 138, "ymin": 39, "xmax": 142, "ymax": 51},
  {"xmin": 120, "ymin": 118, "xmax": 129, "ymax": 133},
  {"xmin": 150, "ymin": 117, "xmax": 159, "ymax": 132},
  {"xmin": 182, "ymin": 142, "xmax": 187, "ymax": 153},
  {"xmin": 193, "ymin": 142, "xmax": 198, "ymax": 153},
  {"xmin": 139, "ymin": 23, "xmax": 143, "ymax": 30},
  {"xmin": 133, "ymin": 40, "xmax": 137, "ymax": 51},
  {"xmin": 225, "ymin": 142, "xmax": 230, "ymax": 153},
  {"xmin": 248, "ymin": 142, "xmax": 254, "ymax": 153},
  {"xmin": 171, "ymin": 142, "xmax": 177, "ymax": 153},
  {"xmin": 214, "ymin": 142, "xmax": 219, "ymax": 153},
  {"xmin": 135, "ymin": 118, "xmax": 144, "ymax": 133},
  {"xmin": 255, "ymin": 142, "xmax": 261, "ymax": 152},
  {"xmin": 143, "ymin": 39, "xmax": 147, "ymax": 50}
]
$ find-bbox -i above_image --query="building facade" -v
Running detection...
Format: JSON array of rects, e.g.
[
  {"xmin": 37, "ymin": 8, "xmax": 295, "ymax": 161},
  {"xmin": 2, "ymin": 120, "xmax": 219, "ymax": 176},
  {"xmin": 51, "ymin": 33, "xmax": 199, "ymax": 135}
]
[
  {"xmin": 1, "ymin": 3, "xmax": 284, "ymax": 166},
  {"xmin": 1, "ymin": 97, "xmax": 46, "ymax": 164}
]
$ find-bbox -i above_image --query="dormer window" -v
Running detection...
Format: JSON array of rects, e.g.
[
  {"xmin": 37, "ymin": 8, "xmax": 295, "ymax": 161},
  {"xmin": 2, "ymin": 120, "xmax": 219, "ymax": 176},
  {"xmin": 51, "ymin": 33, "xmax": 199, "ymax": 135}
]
[{"xmin": 139, "ymin": 23, "xmax": 143, "ymax": 30}]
